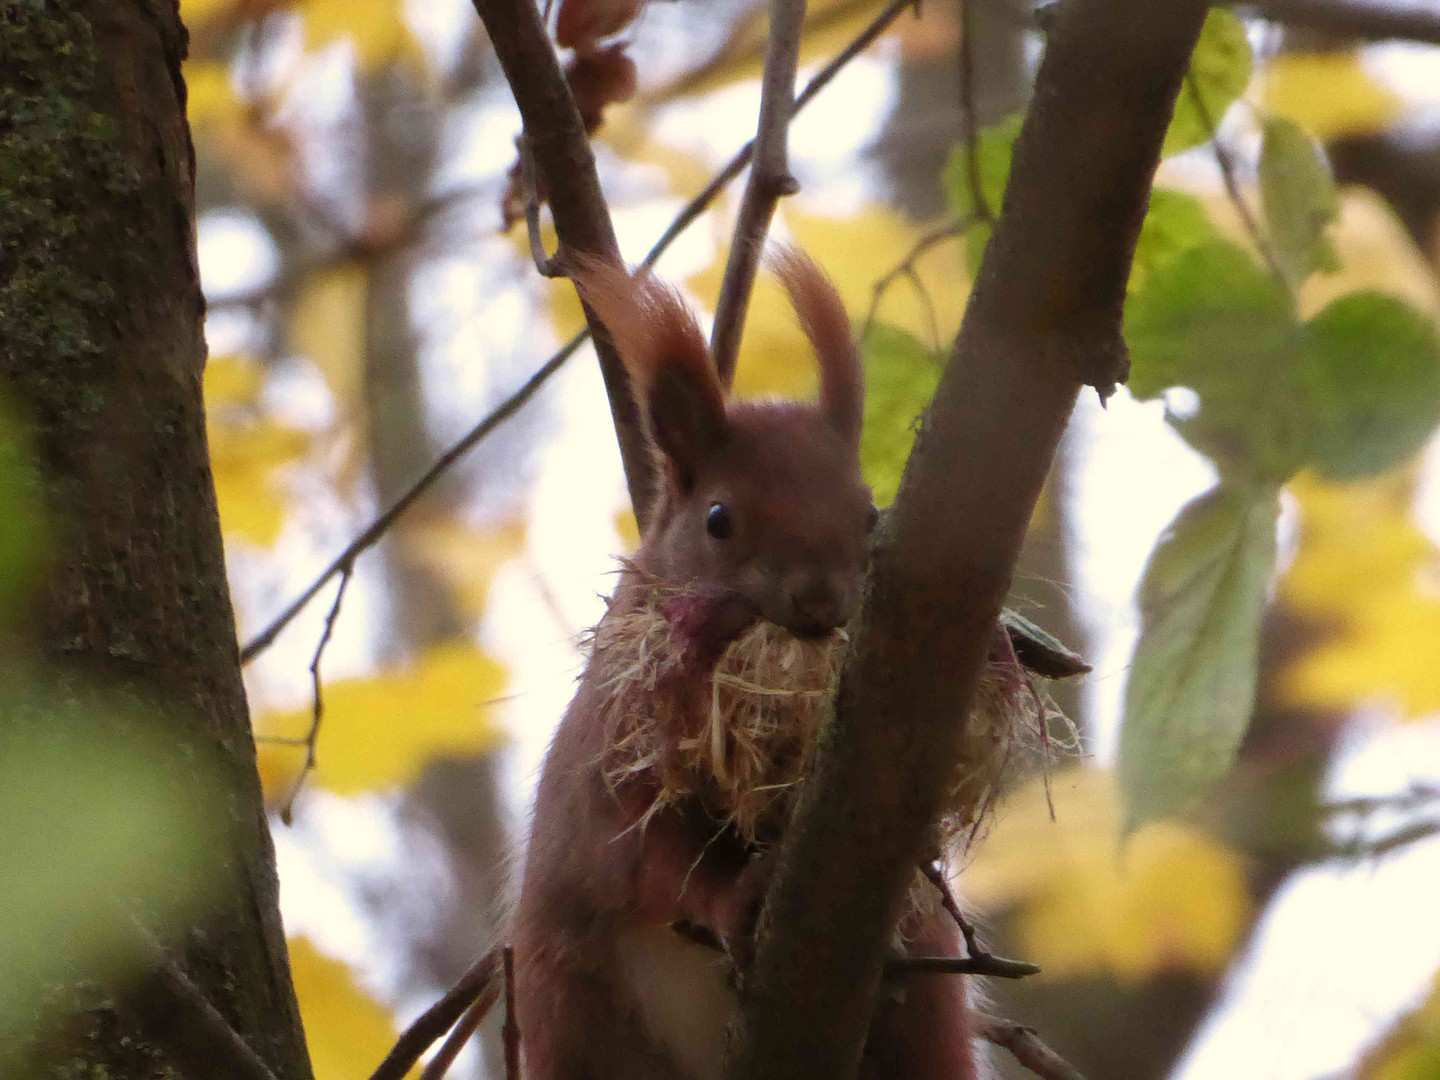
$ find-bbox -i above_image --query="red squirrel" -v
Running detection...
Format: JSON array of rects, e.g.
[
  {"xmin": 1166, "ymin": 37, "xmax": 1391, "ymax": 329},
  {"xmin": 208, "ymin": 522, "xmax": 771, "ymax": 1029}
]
[{"xmin": 510, "ymin": 250, "xmax": 980, "ymax": 1080}]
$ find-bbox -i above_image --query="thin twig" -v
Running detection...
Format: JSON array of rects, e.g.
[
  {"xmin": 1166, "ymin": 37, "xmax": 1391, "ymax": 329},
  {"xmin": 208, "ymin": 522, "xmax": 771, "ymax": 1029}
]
[
  {"xmin": 275, "ymin": 564, "xmax": 351, "ymax": 825},
  {"xmin": 887, "ymin": 954, "xmax": 1042, "ymax": 978},
  {"xmin": 710, "ymin": 0, "xmax": 809, "ymax": 386},
  {"xmin": 369, "ymin": 949, "xmax": 502, "ymax": 1080},
  {"xmin": 130, "ymin": 920, "xmax": 282, "ymax": 1080},
  {"xmin": 957, "ymin": 0, "xmax": 992, "ymax": 223},
  {"xmin": 918, "ymin": 861, "xmax": 1040, "ymax": 977},
  {"xmin": 502, "ymin": 946, "xmax": 521, "ymax": 1080},
  {"xmin": 976, "ymin": 1015, "xmax": 1088, "ymax": 1080},
  {"xmin": 238, "ymin": 0, "xmax": 917, "ymax": 666},
  {"xmin": 418, "ymin": 978, "xmax": 501, "ymax": 1080},
  {"xmin": 861, "ymin": 219, "xmax": 969, "ymax": 344},
  {"xmin": 519, "ymin": 135, "xmax": 562, "ymax": 277},
  {"xmin": 1185, "ymin": 71, "xmax": 1285, "ymax": 284}
]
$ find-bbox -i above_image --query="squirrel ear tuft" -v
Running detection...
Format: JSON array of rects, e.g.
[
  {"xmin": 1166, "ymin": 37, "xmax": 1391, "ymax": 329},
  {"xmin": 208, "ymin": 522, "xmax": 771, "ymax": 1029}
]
[
  {"xmin": 570, "ymin": 258, "xmax": 728, "ymax": 488},
  {"xmin": 769, "ymin": 246, "xmax": 864, "ymax": 449}
]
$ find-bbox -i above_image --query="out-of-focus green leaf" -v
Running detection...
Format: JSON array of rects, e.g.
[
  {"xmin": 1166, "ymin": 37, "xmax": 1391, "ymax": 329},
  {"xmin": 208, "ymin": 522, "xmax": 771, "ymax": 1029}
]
[
  {"xmin": 1125, "ymin": 241, "xmax": 1305, "ymax": 477},
  {"xmin": 1362, "ymin": 971, "xmax": 1440, "ymax": 1080},
  {"xmin": 1131, "ymin": 188, "xmax": 1221, "ymax": 287},
  {"xmin": 1164, "ymin": 8, "xmax": 1253, "ymax": 157},
  {"xmin": 1119, "ymin": 484, "xmax": 1280, "ymax": 830},
  {"xmin": 941, "ymin": 114, "xmax": 1022, "ymax": 273},
  {"xmin": 1260, "ymin": 116, "xmax": 1340, "ymax": 292},
  {"xmin": 858, "ymin": 322, "xmax": 940, "ymax": 507},
  {"xmin": 1296, "ymin": 292, "xmax": 1440, "ymax": 479},
  {"xmin": 0, "ymin": 403, "xmax": 43, "ymax": 623},
  {"xmin": 0, "ymin": 695, "xmax": 223, "ymax": 1043}
]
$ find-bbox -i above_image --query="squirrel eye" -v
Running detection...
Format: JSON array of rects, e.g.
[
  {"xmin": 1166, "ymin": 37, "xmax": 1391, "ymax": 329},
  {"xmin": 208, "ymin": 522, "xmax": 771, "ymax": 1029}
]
[
  {"xmin": 705, "ymin": 502, "xmax": 733, "ymax": 540},
  {"xmin": 866, "ymin": 503, "xmax": 880, "ymax": 532}
]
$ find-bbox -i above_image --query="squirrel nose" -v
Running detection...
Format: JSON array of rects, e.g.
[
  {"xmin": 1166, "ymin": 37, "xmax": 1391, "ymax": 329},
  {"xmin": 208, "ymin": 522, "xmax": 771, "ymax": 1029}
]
[{"xmin": 786, "ymin": 576, "xmax": 849, "ymax": 635}]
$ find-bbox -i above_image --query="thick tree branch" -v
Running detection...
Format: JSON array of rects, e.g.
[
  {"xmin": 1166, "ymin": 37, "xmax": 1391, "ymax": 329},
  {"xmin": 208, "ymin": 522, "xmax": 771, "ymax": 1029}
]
[
  {"xmin": 711, "ymin": 0, "xmax": 807, "ymax": 385},
  {"xmin": 725, "ymin": 2, "xmax": 1211, "ymax": 1078},
  {"xmin": 469, "ymin": 0, "xmax": 655, "ymax": 524},
  {"xmin": 1243, "ymin": 0, "xmax": 1440, "ymax": 44}
]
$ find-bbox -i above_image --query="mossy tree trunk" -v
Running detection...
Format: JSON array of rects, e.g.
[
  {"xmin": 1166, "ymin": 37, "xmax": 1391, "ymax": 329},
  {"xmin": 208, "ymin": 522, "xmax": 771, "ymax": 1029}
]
[{"xmin": 0, "ymin": 1, "xmax": 312, "ymax": 1077}]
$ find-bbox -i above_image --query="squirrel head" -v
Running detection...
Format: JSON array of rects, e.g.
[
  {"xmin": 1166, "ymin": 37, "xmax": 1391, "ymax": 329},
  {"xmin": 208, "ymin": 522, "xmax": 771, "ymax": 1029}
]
[{"xmin": 576, "ymin": 248, "xmax": 875, "ymax": 638}]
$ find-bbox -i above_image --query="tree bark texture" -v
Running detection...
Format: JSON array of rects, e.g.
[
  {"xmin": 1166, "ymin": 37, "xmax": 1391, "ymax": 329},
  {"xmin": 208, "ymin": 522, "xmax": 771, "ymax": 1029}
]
[
  {"xmin": 727, "ymin": 2, "xmax": 1212, "ymax": 1078},
  {"xmin": 0, "ymin": 1, "xmax": 311, "ymax": 1077}
]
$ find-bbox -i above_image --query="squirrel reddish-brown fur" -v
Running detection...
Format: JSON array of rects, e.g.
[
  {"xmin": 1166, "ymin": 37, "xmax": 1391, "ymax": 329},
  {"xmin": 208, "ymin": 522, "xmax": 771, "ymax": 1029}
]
[{"xmin": 510, "ymin": 250, "xmax": 980, "ymax": 1080}]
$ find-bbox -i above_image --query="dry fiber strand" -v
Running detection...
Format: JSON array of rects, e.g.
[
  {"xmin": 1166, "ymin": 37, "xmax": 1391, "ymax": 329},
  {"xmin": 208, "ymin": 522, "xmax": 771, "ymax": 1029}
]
[{"xmin": 589, "ymin": 579, "xmax": 1058, "ymax": 851}]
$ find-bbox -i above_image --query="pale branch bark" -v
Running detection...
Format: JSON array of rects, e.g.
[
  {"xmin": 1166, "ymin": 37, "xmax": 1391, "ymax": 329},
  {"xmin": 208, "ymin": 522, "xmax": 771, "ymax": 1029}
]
[
  {"xmin": 238, "ymin": 0, "xmax": 916, "ymax": 666},
  {"xmin": 977, "ymin": 1015, "xmax": 1089, "ymax": 1080},
  {"xmin": 710, "ymin": 0, "xmax": 808, "ymax": 385},
  {"xmin": 725, "ymin": 1, "xmax": 1211, "ymax": 1078},
  {"xmin": 369, "ymin": 949, "xmax": 500, "ymax": 1080},
  {"xmin": 468, "ymin": 0, "xmax": 656, "ymax": 525},
  {"xmin": 1243, "ymin": 0, "xmax": 1440, "ymax": 44}
]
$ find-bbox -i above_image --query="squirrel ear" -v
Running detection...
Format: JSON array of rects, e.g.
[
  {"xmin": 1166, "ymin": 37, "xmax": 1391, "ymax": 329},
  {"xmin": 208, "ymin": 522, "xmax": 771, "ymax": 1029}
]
[
  {"xmin": 770, "ymin": 246, "xmax": 864, "ymax": 449},
  {"xmin": 571, "ymin": 258, "xmax": 728, "ymax": 489}
]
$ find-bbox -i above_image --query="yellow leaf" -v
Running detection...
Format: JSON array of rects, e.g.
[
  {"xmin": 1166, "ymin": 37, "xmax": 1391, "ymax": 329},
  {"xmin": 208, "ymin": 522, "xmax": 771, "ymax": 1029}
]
[
  {"xmin": 287, "ymin": 937, "xmax": 411, "ymax": 1080},
  {"xmin": 291, "ymin": 263, "xmax": 368, "ymax": 409},
  {"xmin": 184, "ymin": 60, "xmax": 242, "ymax": 129},
  {"xmin": 1261, "ymin": 52, "xmax": 1403, "ymax": 141},
  {"xmin": 964, "ymin": 768, "xmax": 1252, "ymax": 983},
  {"xmin": 256, "ymin": 642, "xmax": 507, "ymax": 797},
  {"xmin": 205, "ymin": 352, "xmax": 265, "ymax": 410},
  {"xmin": 180, "ymin": 0, "xmax": 239, "ymax": 29},
  {"xmin": 298, "ymin": 0, "xmax": 424, "ymax": 73},
  {"xmin": 1363, "ymin": 970, "xmax": 1440, "ymax": 1080},
  {"xmin": 205, "ymin": 357, "xmax": 309, "ymax": 546},
  {"xmin": 615, "ymin": 509, "xmax": 640, "ymax": 552},
  {"xmin": 685, "ymin": 207, "xmax": 969, "ymax": 399},
  {"xmin": 404, "ymin": 518, "xmax": 528, "ymax": 620},
  {"xmin": 1278, "ymin": 472, "xmax": 1440, "ymax": 719}
]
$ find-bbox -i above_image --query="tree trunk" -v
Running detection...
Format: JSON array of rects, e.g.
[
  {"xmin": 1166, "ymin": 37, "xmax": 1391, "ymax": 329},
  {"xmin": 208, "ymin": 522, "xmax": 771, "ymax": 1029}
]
[{"xmin": 0, "ymin": 1, "xmax": 311, "ymax": 1077}]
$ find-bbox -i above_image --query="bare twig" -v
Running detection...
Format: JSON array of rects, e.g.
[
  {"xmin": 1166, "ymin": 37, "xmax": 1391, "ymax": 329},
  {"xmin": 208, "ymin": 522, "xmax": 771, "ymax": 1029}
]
[
  {"xmin": 519, "ymin": 136, "xmax": 563, "ymax": 277},
  {"xmin": 1244, "ymin": 0, "xmax": 1440, "ymax": 45},
  {"xmin": 470, "ymin": 0, "xmax": 654, "ymax": 523},
  {"xmin": 369, "ymin": 949, "xmax": 501, "ymax": 1080},
  {"xmin": 711, "ymin": 0, "xmax": 808, "ymax": 385},
  {"xmin": 957, "ymin": 0, "xmax": 992, "ymax": 223},
  {"xmin": 1185, "ymin": 72, "xmax": 1286, "ymax": 284},
  {"xmin": 131, "ymin": 921, "xmax": 282, "ymax": 1080},
  {"xmin": 238, "ymin": 0, "xmax": 917, "ymax": 666},
  {"xmin": 861, "ymin": 219, "xmax": 969, "ymax": 345},
  {"xmin": 887, "ymin": 954, "xmax": 1042, "ymax": 979},
  {"xmin": 503, "ymin": 946, "xmax": 521, "ymax": 1080},
  {"xmin": 727, "ymin": 1, "xmax": 1211, "ymax": 1076},
  {"xmin": 270, "ymin": 564, "xmax": 352, "ymax": 825},
  {"xmin": 976, "ymin": 1015, "xmax": 1088, "ymax": 1080},
  {"xmin": 417, "ymin": 980, "xmax": 502, "ymax": 1080}
]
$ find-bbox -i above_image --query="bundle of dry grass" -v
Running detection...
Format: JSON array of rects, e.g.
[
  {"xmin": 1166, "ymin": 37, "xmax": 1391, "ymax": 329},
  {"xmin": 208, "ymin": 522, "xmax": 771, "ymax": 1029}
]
[{"xmin": 588, "ymin": 578, "xmax": 1061, "ymax": 852}]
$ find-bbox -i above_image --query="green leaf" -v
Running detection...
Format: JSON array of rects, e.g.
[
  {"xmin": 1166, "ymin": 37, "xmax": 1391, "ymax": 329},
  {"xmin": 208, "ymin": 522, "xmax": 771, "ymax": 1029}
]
[
  {"xmin": 941, "ymin": 114, "xmax": 1023, "ymax": 273},
  {"xmin": 1164, "ymin": 9, "xmax": 1253, "ymax": 158},
  {"xmin": 1131, "ymin": 188, "xmax": 1221, "ymax": 287},
  {"xmin": 1259, "ymin": 116, "xmax": 1340, "ymax": 292},
  {"xmin": 858, "ymin": 322, "xmax": 941, "ymax": 507},
  {"xmin": 1296, "ymin": 291, "xmax": 1440, "ymax": 479},
  {"xmin": 1124, "ymin": 241, "xmax": 1305, "ymax": 477},
  {"xmin": 1119, "ymin": 484, "xmax": 1280, "ymax": 830}
]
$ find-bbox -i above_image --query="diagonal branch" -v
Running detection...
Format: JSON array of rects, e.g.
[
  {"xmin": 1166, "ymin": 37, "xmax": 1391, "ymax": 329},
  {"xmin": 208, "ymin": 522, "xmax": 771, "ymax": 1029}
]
[
  {"xmin": 239, "ymin": 0, "xmax": 916, "ymax": 666},
  {"xmin": 977, "ymin": 1015, "xmax": 1088, "ymax": 1080},
  {"xmin": 725, "ymin": 1, "xmax": 1212, "ymax": 1077},
  {"xmin": 369, "ymin": 948, "xmax": 501, "ymax": 1080},
  {"xmin": 469, "ymin": 0, "xmax": 654, "ymax": 524},
  {"xmin": 710, "ymin": 0, "xmax": 808, "ymax": 385}
]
